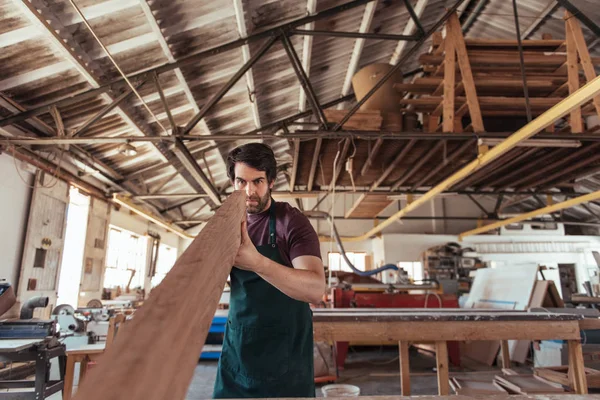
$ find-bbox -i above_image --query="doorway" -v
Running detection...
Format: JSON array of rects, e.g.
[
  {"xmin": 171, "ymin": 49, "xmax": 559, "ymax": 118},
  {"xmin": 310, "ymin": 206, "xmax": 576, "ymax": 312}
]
[{"xmin": 56, "ymin": 187, "xmax": 90, "ymax": 307}]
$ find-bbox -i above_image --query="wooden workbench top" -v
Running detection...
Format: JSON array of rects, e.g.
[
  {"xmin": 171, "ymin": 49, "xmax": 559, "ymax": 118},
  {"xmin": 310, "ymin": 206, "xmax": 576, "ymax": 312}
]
[{"xmin": 312, "ymin": 309, "xmax": 581, "ymax": 323}]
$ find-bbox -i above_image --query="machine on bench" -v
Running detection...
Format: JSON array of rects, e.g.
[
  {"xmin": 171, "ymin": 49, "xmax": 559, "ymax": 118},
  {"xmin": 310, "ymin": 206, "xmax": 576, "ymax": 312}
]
[{"xmin": 0, "ymin": 285, "xmax": 66, "ymax": 400}]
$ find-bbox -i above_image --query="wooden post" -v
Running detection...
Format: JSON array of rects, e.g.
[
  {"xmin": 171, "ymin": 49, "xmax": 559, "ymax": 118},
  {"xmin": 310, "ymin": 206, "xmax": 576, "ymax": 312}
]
[
  {"xmin": 567, "ymin": 12, "xmax": 600, "ymax": 118},
  {"xmin": 446, "ymin": 13, "xmax": 485, "ymax": 133},
  {"xmin": 72, "ymin": 192, "xmax": 247, "ymax": 400},
  {"xmin": 443, "ymin": 37, "xmax": 456, "ymax": 132},
  {"xmin": 565, "ymin": 13, "xmax": 583, "ymax": 133},
  {"xmin": 500, "ymin": 340, "xmax": 511, "ymax": 369},
  {"xmin": 399, "ymin": 341, "xmax": 411, "ymax": 395},
  {"xmin": 568, "ymin": 340, "xmax": 588, "ymax": 394},
  {"xmin": 435, "ymin": 341, "xmax": 450, "ymax": 395}
]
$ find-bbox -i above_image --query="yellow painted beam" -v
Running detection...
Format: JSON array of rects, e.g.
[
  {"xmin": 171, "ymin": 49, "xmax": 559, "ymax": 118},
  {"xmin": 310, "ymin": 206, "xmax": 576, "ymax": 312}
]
[
  {"xmin": 459, "ymin": 190, "xmax": 600, "ymax": 240},
  {"xmin": 323, "ymin": 75, "xmax": 600, "ymax": 243},
  {"xmin": 112, "ymin": 194, "xmax": 195, "ymax": 239}
]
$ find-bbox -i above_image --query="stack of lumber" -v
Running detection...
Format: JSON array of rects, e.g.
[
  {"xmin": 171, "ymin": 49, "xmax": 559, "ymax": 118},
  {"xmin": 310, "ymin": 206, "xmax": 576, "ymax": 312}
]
[
  {"xmin": 535, "ymin": 365, "xmax": 600, "ymax": 389},
  {"xmin": 493, "ymin": 374, "xmax": 566, "ymax": 394},
  {"xmin": 395, "ymin": 12, "xmax": 600, "ymax": 133}
]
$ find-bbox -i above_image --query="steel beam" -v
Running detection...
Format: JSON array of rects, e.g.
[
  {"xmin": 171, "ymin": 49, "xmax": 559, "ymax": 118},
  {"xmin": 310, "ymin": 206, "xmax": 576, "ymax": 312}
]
[
  {"xmin": 180, "ymin": 35, "xmax": 278, "ymax": 136},
  {"xmin": 461, "ymin": 0, "xmax": 488, "ymax": 34},
  {"xmin": 291, "ymin": 29, "xmax": 418, "ymax": 41},
  {"xmin": 403, "ymin": 0, "xmax": 426, "ymax": 36},
  {"xmin": 5, "ymin": 132, "xmax": 600, "ymax": 145},
  {"xmin": 152, "ymin": 72, "xmax": 177, "ymax": 133},
  {"xmin": 521, "ymin": 1, "xmax": 559, "ymax": 39},
  {"xmin": 512, "ymin": 0, "xmax": 532, "ymax": 123},
  {"xmin": 459, "ymin": 190, "xmax": 600, "ymax": 239},
  {"xmin": 361, "ymin": 138, "xmax": 384, "ymax": 176},
  {"xmin": 390, "ymin": 0, "xmax": 429, "ymax": 65},
  {"xmin": 72, "ymin": 83, "xmax": 142, "ymax": 137},
  {"xmin": 281, "ymin": 33, "xmax": 328, "ymax": 129},
  {"xmin": 556, "ymin": 0, "xmax": 600, "ymax": 37},
  {"xmin": 172, "ymin": 139, "xmax": 221, "ymax": 205},
  {"xmin": 332, "ymin": 0, "xmax": 467, "ymax": 131}
]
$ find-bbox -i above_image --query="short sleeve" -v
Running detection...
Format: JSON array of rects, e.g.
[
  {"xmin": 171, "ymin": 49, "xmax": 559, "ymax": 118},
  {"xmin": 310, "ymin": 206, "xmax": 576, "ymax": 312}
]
[{"xmin": 286, "ymin": 211, "xmax": 322, "ymax": 262}]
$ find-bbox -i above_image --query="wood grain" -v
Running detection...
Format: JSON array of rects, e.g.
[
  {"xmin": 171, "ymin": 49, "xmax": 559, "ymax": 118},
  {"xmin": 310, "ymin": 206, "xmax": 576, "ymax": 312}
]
[
  {"xmin": 73, "ymin": 191, "xmax": 246, "ymax": 400},
  {"xmin": 399, "ymin": 341, "xmax": 410, "ymax": 396}
]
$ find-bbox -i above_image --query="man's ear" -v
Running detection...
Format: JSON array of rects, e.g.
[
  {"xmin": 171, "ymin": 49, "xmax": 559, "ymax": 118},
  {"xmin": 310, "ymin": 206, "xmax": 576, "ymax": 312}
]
[{"xmin": 269, "ymin": 180, "xmax": 275, "ymax": 189}]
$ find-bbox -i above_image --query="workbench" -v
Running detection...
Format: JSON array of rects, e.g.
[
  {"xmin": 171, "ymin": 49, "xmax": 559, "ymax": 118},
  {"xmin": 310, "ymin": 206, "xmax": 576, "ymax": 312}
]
[{"xmin": 313, "ymin": 309, "xmax": 587, "ymax": 395}]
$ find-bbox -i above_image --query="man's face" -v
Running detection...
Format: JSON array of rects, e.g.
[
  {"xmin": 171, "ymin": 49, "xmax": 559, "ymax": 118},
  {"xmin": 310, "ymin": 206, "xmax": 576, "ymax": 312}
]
[{"xmin": 233, "ymin": 163, "xmax": 274, "ymax": 214}]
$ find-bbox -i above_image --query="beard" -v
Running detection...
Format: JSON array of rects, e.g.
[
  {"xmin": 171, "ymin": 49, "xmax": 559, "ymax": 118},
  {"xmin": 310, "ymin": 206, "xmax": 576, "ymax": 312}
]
[{"xmin": 246, "ymin": 190, "xmax": 271, "ymax": 214}]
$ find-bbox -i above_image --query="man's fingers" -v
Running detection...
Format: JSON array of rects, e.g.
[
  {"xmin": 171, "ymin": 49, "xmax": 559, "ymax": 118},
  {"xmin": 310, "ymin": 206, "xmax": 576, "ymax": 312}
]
[{"xmin": 240, "ymin": 219, "xmax": 250, "ymax": 242}]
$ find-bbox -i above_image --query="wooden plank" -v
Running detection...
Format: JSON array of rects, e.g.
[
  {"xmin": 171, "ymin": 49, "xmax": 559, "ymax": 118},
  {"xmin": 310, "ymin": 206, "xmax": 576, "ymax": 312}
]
[
  {"xmin": 345, "ymin": 194, "xmax": 393, "ymax": 219},
  {"xmin": 307, "ymin": 138, "xmax": 321, "ymax": 191},
  {"xmin": 313, "ymin": 320, "xmax": 581, "ymax": 342},
  {"xmin": 501, "ymin": 340, "xmax": 511, "ymax": 369},
  {"xmin": 568, "ymin": 340, "xmax": 588, "ymax": 394},
  {"xmin": 72, "ymin": 191, "xmax": 246, "ymax": 400},
  {"xmin": 399, "ymin": 341, "xmax": 411, "ymax": 396},
  {"xmin": 464, "ymin": 38, "xmax": 565, "ymax": 48},
  {"xmin": 566, "ymin": 20, "xmax": 583, "ymax": 133},
  {"xmin": 443, "ymin": 36, "xmax": 456, "ymax": 132},
  {"xmin": 290, "ymin": 138, "xmax": 300, "ymax": 192},
  {"xmin": 360, "ymin": 138, "xmax": 383, "ymax": 176},
  {"xmin": 391, "ymin": 141, "xmax": 445, "ymax": 190},
  {"xmin": 436, "ymin": 341, "xmax": 449, "ymax": 395},
  {"xmin": 567, "ymin": 13, "xmax": 600, "ymax": 118}
]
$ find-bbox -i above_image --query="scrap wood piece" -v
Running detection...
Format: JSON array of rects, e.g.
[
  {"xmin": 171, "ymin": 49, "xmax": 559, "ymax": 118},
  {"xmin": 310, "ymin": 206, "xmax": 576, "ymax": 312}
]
[
  {"xmin": 451, "ymin": 377, "xmax": 508, "ymax": 395},
  {"xmin": 535, "ymin": 366, "xmax": 600, "ymax": 389},
  {"xmin": 494, "ymin": 374, "xmax": 565, "ymax": 394},
  {"xmin": 73, "ymin": 191, "xmax": 246, "ymax": 400}
]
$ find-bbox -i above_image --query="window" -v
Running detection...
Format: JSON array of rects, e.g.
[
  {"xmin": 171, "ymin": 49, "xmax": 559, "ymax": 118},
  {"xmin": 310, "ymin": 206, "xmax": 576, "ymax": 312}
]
[
  {"xmin": 151, "ymin": 244, "xmax": 177, "ymax": 288},
  {"xmin": 104, "ymin": 226, "xmax": 147, "ymax": 290},
  {"xmin": 328, "ymin": 252, "xmax": 366, "ymax": 272},
  {"xmin": 399, "ymin": 262, "xmax": 424, "ymax": 281}
]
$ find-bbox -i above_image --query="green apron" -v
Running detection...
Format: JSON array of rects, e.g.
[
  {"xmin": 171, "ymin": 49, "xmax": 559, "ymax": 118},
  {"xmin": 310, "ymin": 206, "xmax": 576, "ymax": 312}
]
[{"xmin": 213, "ymin": 200, "xmax": 315, "ymax": 398}]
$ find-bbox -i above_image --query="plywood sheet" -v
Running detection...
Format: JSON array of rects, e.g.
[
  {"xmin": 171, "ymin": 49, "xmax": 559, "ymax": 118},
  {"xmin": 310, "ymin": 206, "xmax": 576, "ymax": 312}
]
[
  {"xmin": 345, "ymin": 194, "xmax": 393, "ymax": 219},
  {"xmin": 73, "ymin": 191, "xmax": 246, "ymax": 400},
  {"xmin": 463, "ymin": 265, "xmax": 539, "ymax": 365},
  {"xmin": 80, "ymin": 197, "xmax": 110, "ymax": 299}
]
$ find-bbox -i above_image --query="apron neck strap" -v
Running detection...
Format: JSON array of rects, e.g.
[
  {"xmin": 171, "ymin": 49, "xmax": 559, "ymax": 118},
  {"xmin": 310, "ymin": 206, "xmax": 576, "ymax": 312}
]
[{"xmin": 268, "ymin": 199, "xmax": 276, "ymax": 246}]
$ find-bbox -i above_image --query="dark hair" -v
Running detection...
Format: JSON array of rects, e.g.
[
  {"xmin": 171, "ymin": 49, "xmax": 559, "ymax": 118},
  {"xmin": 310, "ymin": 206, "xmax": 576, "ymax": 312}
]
[{"xmin": 226, "ymin": 143, "xmax": 277, "ymax": 183}]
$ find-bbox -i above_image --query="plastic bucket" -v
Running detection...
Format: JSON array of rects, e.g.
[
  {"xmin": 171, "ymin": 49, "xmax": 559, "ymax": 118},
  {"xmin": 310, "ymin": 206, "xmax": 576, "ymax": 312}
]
[{"xmin": 321, "ymin": 384, "xmax": 361, "ymax": 397}]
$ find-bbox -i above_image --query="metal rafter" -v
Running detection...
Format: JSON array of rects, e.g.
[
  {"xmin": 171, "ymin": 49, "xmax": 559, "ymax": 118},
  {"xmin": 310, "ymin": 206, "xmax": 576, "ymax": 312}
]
[
  {"xmin": 0, "ymin": 0, "xmax": 375, "ymax": 129},
  {"xmin": 390, "ymin": 0, "xmax": 429, "ymax": 65},
  {"xmin": 180, "ymin": 35, "xmax": 278, "ymax": 136},
  {"xmin": 281, "ymin": 33, "xmax": 328, "ymax": 128},
  {"xmin": 292, "ymin": 29, "xmax": 418, "ymax": 41},
  {"xmin": 521, "ymin": 0, "xmax": 559, "ymax": 39},
  {"xmin": 172, "ymin": 139, "xmax": 222, "ymax": 205},
  {"xmin": 232, "ymin": 0, "xmax": 262, "ymax": 128},
  {"xmin": 556, "ymin": 0, "xmax": 600, "ymax": 37}
]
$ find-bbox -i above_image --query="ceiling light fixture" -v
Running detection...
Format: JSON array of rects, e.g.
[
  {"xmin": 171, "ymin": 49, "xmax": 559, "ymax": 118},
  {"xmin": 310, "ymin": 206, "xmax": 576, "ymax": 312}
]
[{"xmin": 119, "ymin": 142, "xmax": 138, "ymax": 157}]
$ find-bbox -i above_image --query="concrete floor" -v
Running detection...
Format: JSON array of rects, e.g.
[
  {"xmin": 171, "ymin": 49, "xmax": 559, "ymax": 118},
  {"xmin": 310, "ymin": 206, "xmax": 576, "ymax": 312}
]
[{"xmin": 185, "ymin": 346, "xmax": 511, "ymax": 399}]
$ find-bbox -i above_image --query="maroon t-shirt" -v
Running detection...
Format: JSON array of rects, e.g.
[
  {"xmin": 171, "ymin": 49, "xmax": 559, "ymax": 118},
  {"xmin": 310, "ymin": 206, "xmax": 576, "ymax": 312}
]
[{"xmin": 246, "ymin": 201, "xmax": 321, "ymax": 268}]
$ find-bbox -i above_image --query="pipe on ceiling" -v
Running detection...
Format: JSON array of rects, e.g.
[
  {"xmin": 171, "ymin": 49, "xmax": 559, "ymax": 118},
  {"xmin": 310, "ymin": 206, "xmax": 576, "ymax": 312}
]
[
  {"xmin": 325, "ymin": 75, "xmax": 600, "ymax": 242},
  {"xmin": 458, "ymin": 190, "xmax": 600, "ymax": 240}
]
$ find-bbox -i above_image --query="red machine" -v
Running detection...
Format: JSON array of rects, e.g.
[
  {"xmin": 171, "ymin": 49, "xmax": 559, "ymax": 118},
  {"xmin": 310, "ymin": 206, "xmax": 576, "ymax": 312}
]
[{"xmin": 329, "ymin": 285, "xmax": 461, "ymax": 368}]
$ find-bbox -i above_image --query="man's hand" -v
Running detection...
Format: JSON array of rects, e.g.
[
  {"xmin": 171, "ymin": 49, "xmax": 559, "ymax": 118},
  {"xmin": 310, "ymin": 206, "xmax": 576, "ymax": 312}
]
[{"xmin": 234, "ymin": 219, "xmax": 263, "ymax": 272}]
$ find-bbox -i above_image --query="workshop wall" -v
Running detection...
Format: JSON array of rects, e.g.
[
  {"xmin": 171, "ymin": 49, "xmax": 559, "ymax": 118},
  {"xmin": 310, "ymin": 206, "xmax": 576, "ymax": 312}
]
[{"xmin": 0, "ymin": 154, "xmax": 33, "ymax": 292}]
